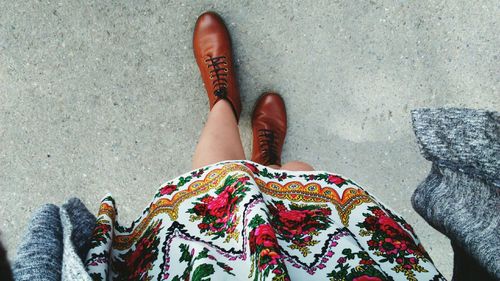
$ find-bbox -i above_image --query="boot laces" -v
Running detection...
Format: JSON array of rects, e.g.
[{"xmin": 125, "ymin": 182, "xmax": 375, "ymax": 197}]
[
  {"xmin": 258, "ymin": 129, "xmax": 279, "ymax": 165},
  {"xmin": 205, "ymin": 56, "xmax": 228, "ymax": 99}
]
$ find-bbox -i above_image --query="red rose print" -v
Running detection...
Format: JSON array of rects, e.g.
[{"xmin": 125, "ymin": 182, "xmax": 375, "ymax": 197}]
[
  {"xmin": 373, "ymin": 208, "xmax": 386, "ymax": 217},
  {"xmin": 327, "ymin": 174, "xmax": 345, "ymax": 185},
  {"xmin": 248, "ymin": 215, "xmax": 289, "ymax": 280},
  {"xmin": 266, "ymin": 200, "xmax": 332, "ymax": 257},
  {"xmin": 187, "ymin": 175, "xmax": 251, "ymax": 242},
  {"xmin": 352, "ymin": 275, "xmax": 383, "ymax": 281},
  {"xmin": 272, "ymin": 268, "xmax": 283, "ymax": 274},
  {"xmin": 320, "ymin": 208, "xmax": 332, "ymax": 216},
  {"xmin": 353, "ymin": 206, "xmax": 431, "ymax": 280},
  {"xmin": 244, "ymin": 163, "xmax": 259, "ymax": 174},
  {"xmin": 159, "ymin": 184, "xmax": 177, "ymax": 195},
  {"xmin": 119, "ymin": 221, "xmax": 162, "ymax": 280},
  {"xmin": 278, "ymin": 209, "xmax": 307, "ymax": 230},
  {"xmin": 276, "ymin": 202, "xmax": 287, "ymax": 212},
  {"xmin": 393, "ymin": 239, "xmax": 408, "ymax": 251},
  {"xmin": 254, "ymin": 224, "xmax": 279, "ymax": 248},
  {"xmin": 249, "ymin": 229, "xmax": 257, "ymax": 253},
  {"xmin": 379, "ymin": 238, "xmax": 398, "ymax": 255},
  {"xmin": 378, "ymin": 216, "xmax": 408, "ymax": 238},
  {"xmin": 360, "ymin": 259, "xmax": 375, "ymax": 265},
  {"xmin": 193, "ymin": 203, "xmax": 207, "ymax": 216},
  {"xmin": 364, "ymin": 216, "xmax": 378, "ymax": 230},
  {"xmin": 237, "ymin": 176, "xmax": 250, "ymax": 184},
  {"xmin": 201, "ymin": 196, "xmax": 213, "ymax": 204},
  {"xmin": 198, "ymin": 223, "xmax": 209, "ymax": 230},
  {"xmin": 207, "ymin": 189, "xmax": 231, "ymax": 218}
]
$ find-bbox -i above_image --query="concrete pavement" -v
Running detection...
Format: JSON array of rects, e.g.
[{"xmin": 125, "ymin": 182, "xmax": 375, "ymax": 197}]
[{"xmin": 1, "ymin": 1, "xmax": 499, "ymax": 278}]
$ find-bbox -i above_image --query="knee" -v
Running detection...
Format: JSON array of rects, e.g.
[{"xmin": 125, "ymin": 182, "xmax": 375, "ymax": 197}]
[{"xmin": 281, "ymin": 161, "xmax": 314, "ymax": 171}]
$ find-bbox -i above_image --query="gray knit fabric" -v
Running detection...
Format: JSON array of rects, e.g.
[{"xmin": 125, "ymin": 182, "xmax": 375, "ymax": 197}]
[
  {"xmin": 12, "ymin": 198, "xmax": 95, "ymax": 281},
  {"xmin": 12, "ymin": 204, "xmax": 63, "ymax": 280},
  {"xmin": 411, "ymin": 108, "xmax": 500, "ymax": 280}
]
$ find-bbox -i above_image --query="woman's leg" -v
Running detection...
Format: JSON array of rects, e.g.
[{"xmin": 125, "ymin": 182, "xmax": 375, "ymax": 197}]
[
  {"xmin": 279, "ymin": 161, "xmax": 314, "ymax": 171},
  {"xmin": 192, "ymin": 100, "xmax": 246, "ymax": 169}
]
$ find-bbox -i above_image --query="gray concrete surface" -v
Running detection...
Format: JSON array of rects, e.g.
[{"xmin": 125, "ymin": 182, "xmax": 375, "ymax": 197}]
[{"xmin": 1, "ymin": 0, "xmax": 499, "ymax": 279}]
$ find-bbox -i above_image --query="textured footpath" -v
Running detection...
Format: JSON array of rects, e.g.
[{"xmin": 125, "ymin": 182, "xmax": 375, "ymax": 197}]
[{"xmin": 1, "ymin": 1, "xmax": 499, "ymax": 279}]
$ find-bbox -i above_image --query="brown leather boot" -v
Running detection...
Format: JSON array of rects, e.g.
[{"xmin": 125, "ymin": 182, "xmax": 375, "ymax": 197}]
[
  {"xmin": 251, "ymin": 92, "xmax": 287, "ymax": 166},
  {"xmin": 193, "ymin": 11, "xmax": 241, "ymax": 122}
]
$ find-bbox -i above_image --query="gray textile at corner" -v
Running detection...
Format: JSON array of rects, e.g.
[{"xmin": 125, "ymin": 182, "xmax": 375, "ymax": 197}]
[
  {"xmin": 411, "ymin": 108, "xmax": 500, "ymax": 281},
  {"xmin": 12, "ymin": 198, "xmax": 95, "ymax": 281},
  {"xmin": 9, "ymin": 108, "xmax": 499, "ymax": 280}
]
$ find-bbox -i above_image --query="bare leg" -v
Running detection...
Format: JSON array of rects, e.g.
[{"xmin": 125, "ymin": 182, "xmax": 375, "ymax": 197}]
[
  {"xmin": 192, "ymin": 100, "xmax": 246, "ymax": 169},
  {"xmin": 279, "ymin": 161, "xmax": 314, "ymax": 171}
]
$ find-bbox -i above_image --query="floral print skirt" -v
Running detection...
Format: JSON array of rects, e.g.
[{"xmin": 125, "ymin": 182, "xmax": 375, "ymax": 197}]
[{"xmin": 85, "ymin": 160, "xmax": 445, "ymax": 281}]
